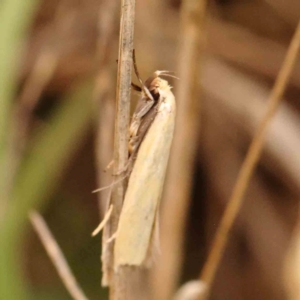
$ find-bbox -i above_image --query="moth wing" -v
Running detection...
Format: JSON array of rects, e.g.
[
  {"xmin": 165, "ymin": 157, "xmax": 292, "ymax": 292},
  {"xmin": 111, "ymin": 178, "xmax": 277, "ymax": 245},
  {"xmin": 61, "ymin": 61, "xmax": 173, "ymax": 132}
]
[
  {"xmin": 114, "ymin": 92, "xmax": 176, "ymax": 268},
  {"xmin": 129, "ymin": 97, "xmax": 154, "ymax": 144},
  {"xmin": 132, "ymin": 97, "xmax": 155, "ymax": 121},
  {"xmin": 128, "ymin": 105, "xmax": 159, "ymax": 157}
]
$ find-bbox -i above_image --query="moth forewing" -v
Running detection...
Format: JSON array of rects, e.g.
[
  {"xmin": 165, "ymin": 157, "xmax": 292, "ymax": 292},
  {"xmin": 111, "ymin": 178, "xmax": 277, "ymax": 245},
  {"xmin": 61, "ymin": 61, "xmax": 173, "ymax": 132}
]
[{"xmin": 114, "ymin": 85, "xmax": 176, "ymax": 268}]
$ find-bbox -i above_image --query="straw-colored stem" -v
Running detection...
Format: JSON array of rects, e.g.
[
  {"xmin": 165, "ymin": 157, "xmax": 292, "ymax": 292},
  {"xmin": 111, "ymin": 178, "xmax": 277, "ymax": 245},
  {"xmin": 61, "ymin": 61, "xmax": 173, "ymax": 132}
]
[
  {"xmin": 109, "ymin": 0, "xmax": 134, "ymax": 243},
  {"xmin": 199, "ymin": 19, "xmax": 300, "ymax": 298},
  {"xmin": 99, "ymin": 0, "xmax": 142, "ymax": 299},
  {"xmin": 29, "ymin": 211, "xmax": 89, "ymax": 300}
]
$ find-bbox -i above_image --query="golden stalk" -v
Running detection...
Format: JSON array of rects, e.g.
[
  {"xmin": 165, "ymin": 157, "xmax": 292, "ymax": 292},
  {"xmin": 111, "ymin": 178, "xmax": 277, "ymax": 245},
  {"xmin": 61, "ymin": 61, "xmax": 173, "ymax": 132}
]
[{"xmin": 199, "ymin": 18, "xmax": 300, "ymax": 299}]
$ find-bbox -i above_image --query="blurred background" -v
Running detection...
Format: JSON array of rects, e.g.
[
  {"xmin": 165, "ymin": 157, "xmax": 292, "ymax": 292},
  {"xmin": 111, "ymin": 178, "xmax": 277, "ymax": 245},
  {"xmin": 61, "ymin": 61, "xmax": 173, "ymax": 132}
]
[{"xmin": 1, "ymin": 0, "xmax": 300, "ymax": 299}]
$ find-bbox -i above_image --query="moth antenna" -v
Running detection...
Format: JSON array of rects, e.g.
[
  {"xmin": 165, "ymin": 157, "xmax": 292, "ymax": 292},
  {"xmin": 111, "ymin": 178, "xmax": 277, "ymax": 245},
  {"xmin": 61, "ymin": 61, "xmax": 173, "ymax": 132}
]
[
  {"xmin": 155, "ymin": 70, "xmax": 176, "ymax": 74},
  {"xmin": 155, "ymin": 70, "xmax": 180, "ymax": 80},
  {"xmin": 92, "ymin": 173, "xmax": 128, "ymax": 193},
  {"xmin": 160, "ymin": 74, "xmax": 180, "ymax": 80},
  {"xmin": 132, "ymin": 49, "xmax": 154, "ymax": 100}
]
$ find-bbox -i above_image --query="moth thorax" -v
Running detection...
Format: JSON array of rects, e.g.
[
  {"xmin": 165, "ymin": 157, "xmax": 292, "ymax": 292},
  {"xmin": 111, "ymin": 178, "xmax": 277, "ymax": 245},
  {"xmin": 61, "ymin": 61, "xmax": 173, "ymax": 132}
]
[{"xmin": 148, "ymin": 77, "xmax": 170, "ymax": 101}]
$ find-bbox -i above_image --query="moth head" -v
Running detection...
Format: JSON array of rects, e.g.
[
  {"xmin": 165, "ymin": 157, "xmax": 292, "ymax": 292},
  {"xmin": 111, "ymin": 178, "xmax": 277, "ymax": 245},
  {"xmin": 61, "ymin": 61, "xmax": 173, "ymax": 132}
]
[{"xmin": 145, "ymin": 71, "xmax": 177, "ymax": 100}]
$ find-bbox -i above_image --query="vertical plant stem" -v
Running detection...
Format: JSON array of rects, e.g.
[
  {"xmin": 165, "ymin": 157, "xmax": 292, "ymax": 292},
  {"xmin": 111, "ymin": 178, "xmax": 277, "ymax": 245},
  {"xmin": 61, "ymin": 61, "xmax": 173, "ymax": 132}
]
[
  {"xmin": 153, "ymin": 1, "xmax": 207, "ymax": 299},
  {"xmin": 199, "ymin": 19, "xmax": 300, "ymax": 299},
  {"xmin": 99, "ymin": 0, "xmax": 139, "ymax": 299},
  {"xmin": 110, "ymin": 0, "xmax": 135, "ymax": 244}
]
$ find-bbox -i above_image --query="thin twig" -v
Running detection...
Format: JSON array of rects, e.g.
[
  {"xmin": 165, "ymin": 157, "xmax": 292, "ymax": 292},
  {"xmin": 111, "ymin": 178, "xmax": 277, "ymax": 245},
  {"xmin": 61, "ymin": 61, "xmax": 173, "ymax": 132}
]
[
  {"xmin": 201, "ymin": 94, "xmax": 289, "ymax": 295},
  {"xmin": 202, "ymin": 58, "xmax": 300, "ymax": 194},
  {"xmin": 153, "ymin": 1, "xmax": 207, "ymax": 299},
  {"xmin": 199, "ymin": 19, "xmax": 300, "ymax": 298},
  {"xmin": 110, "ymin": 0, "xmax": 135, "ymax": 278},
  {"xmin": 29, "ymin": 210, "xmax": 89, "ymax": 300}
]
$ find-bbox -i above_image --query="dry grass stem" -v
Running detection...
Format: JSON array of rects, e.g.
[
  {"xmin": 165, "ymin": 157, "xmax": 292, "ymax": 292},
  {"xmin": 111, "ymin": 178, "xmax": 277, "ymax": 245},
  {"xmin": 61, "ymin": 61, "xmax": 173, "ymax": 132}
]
[
  {"xmin": 29, "ymin": 210, "xmax": 89, "ymax": 300},
  {"xmin": 201, "ymin": 98, "xmax": 289, "ymax": 296},
  {"xmin": 100, "ymin": 0, "xmax": 138, "ymax": 298},
  {"xmin": 105, "ymin": 0, "xmax": 135, "ymax": 241},
  {"xmin": 199, "ymin": 19, "xmax": 300, "ymax": 297},
  {"xmin": 154, "ymin": 1, "xmax": 207, "ymax": 299},
  {"xmin": 203, "ymin": 58, "xmax": 300, "ymax": 193}
]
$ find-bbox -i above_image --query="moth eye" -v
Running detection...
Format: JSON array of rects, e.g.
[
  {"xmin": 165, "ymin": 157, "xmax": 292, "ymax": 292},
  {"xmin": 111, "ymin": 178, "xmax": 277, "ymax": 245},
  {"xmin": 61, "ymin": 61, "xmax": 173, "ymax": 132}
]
[{"xmin": 151, "ymin": 91, "xmax": 160, "ymax": 101}]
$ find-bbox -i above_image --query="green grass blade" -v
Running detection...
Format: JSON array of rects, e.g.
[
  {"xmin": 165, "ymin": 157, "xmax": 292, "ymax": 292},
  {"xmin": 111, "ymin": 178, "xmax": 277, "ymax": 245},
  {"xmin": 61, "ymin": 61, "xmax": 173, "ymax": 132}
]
[{"xmin": 0, "ymin": 82, "xmax": 93, "ymax": 300}]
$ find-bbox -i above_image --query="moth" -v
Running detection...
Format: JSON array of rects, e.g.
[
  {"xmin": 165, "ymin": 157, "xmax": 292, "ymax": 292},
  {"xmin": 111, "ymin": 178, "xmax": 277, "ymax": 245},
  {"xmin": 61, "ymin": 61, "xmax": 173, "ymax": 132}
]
[
  {"xmin": 113, "ymin": 52, "xmax": 177, "ymax": 268},
  {"xmin": 96, "ymin": 52, "xmax": 176, "ymax": 284}
]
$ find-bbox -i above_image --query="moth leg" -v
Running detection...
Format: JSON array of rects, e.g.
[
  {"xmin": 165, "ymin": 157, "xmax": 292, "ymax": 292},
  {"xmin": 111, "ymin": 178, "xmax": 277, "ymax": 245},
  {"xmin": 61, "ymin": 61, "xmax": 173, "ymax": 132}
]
[
  {"xmin": 104, "ymin": 159, "xmax": 114, "ymax": 172},
  {"xmin": 112, "ymin": 159, "xmax": 131, "ymax": 176},
  {"xmin": 91, "ymin": 204, "xmax": 113, "ymax": 236},
  {"xmin": 132, "ymin": 49, "xmax": 154, "ymax": 101},
  {"xmin": 132, "ymin": 98, "xmax": 155, "ymax": 121},
  {"xmin": 92, "ymin": 172, "xmax": 129, "ymax": 192},
  {"xmin": 131, "ymin": 82, "xmax": 142, "ymax": 92},
  {"xmin": 106, "ymin": 231, "xmax": 118, "ymax": 244},
  {"xmin": 112, "ymin": 150, "xmax": 138, "ymax": 177}
]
